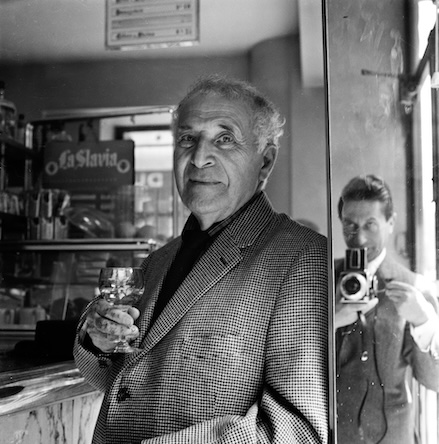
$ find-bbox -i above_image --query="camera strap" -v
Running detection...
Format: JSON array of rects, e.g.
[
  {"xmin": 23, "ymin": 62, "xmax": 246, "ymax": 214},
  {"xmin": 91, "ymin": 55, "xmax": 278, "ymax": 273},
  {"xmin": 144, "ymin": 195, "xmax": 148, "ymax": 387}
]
[
  {"xmin": 357, "ymin": 310, "xmax": 369, "ymax": 362},
  {"xmin": 356, "ymin": 307, "xmax": 387, "ymax": 441}
]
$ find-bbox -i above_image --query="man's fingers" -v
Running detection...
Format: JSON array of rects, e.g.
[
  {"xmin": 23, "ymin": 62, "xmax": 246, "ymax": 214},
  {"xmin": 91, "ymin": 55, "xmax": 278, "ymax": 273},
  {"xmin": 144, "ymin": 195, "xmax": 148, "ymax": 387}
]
[
  {"xmin": 359, "ymin": 297, "xmax": 379, "ymax": 313},
  {"xmin": 104, "ymin": 307, "xmax": 134, "ymax": 326},
  {"xmin": 128, "ymin": 306, "xmax": 140, "ymax": 320},
  {"xmin": 96, "ymin": 303, "xmax": 136, "ymax": 327},
  {"xmin": 84, "ymin": 299, "xmax": 141, "ymax": 352},
  {"xmin": 386, "ymin": 280, "xmax": 411, "ymax": 291},
  {"xmin": 386, "ymin": 291, "xmax": 407, "ymax": 304},
  {"xmin": 94, "ymin": 315, "xmax": 139, "ymax": 336},
  {"xmin": 87, "ymin": 322, "xmax": 139, "ymax": 352}
]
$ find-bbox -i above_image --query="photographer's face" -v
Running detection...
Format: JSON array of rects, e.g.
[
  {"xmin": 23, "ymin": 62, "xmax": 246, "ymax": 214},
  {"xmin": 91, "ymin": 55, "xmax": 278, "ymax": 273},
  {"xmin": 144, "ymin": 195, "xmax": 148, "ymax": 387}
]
[{"xmin": 341, "ymin": 199, "xmax": 395, "ymax": 262}]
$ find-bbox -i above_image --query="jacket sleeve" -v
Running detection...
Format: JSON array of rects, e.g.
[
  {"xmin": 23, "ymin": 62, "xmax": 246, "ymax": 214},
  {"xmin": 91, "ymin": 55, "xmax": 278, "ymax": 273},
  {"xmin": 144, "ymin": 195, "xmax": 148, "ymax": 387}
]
[
  {"xmin": 260, "ymin": 235, "xmax": 329, "ymax": 442},
  {"xmin": 409, "ymin": 286, "xmax": 439, "ymax": 392},
  {"xmin": 139, "ymin": 236, "xmax": 329, "ymax": 444},
  {"xmin": 73, "ymin": 300, "xmax": 115, "ymax": 393}
]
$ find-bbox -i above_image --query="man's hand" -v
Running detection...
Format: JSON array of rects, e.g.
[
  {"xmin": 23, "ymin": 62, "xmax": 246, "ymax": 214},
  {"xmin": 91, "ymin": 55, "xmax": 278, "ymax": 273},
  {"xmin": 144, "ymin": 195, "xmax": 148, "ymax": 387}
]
[
  {"xmin": 84, "ymin": 299, "xmax": 140, "ymax": 353},
  {"xmin": 385, "ymin": 280, "xmax": 434, "ymax": 327},
  {"xmin": 335, "ymin": 291, "xmax": 379, "ymax": 329}
]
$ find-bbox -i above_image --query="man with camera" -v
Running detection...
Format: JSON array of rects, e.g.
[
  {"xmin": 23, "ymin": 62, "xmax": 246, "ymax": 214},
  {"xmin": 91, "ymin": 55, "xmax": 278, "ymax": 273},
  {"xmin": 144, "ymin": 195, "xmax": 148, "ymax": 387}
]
[{"xmin": 335, "ymin": 174, "xmax": 439, "ymax": 444}]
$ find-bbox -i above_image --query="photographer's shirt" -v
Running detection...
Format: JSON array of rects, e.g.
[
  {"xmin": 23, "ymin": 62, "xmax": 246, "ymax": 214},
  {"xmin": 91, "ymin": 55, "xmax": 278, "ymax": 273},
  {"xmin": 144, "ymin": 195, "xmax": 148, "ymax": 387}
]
[{"xmin": 366, "ymin": 248, "xmax": 385, "ymax": 277}]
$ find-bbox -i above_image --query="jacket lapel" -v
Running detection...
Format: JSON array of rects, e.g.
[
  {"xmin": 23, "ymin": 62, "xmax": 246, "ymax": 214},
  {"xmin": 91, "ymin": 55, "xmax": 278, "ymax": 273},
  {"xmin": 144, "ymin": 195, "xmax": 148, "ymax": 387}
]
[
  {"xmin": 135, "ymin": 242, "xmax": 179, "ymax": 339},
  {"xmin": 142, "ymin": 234, "xmax": 243, "ymax": 350}
]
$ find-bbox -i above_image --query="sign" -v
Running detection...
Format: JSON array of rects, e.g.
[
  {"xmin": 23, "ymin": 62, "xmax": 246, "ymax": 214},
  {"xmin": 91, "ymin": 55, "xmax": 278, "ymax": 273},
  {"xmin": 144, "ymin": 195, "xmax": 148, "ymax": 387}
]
[
  {"xmin": 43, "ymin": 140, "xmax": 135, "ymax": 191},
  {"xmin": 106, "ymin": 0, "xmax": 199, "ymax": 50}
]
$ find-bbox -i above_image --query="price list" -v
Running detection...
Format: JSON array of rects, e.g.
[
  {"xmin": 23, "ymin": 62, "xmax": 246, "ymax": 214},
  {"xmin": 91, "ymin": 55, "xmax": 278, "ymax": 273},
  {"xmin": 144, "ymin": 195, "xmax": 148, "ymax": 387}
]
[{"xmin": 106, "ymin": 0, "xmax": 199, "ymax": 49}]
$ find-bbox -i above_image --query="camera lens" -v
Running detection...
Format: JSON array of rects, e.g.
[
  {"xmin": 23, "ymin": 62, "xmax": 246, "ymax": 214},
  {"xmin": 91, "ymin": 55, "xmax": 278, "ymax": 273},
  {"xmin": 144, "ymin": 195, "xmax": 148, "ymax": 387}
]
[
  {"xmin": 344, "ymin": 276, "xmax": 361, "ymax": 295},
  {"xmin": 340, "ymin": 271, "xmax": 368, "ymax": 301}
]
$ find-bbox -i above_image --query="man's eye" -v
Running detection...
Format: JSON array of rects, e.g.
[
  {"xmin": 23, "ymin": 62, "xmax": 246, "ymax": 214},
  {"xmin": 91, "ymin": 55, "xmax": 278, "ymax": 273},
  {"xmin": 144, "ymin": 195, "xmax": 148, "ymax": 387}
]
[
  {"xmin": 342, "ymin": 223, "xmax": 357, "ymax": 234},
  {"xmin": 177, "ymin": 134, "xmax": 196, "ymax": 148},
  {"xmin": 215, "ymin": 134, "xmax": 236, "ymax": 146},
  {"xmin": 365, "ymin": 221, "xmax": 378, "ymax": 232}
]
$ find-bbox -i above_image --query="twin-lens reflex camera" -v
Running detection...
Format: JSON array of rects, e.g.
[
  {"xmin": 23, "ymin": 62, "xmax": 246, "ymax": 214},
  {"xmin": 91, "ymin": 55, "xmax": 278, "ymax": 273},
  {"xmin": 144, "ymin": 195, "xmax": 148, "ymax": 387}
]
[{"xmin": 339, "ymin": 248, "xmax": 377, "ymax": 304}]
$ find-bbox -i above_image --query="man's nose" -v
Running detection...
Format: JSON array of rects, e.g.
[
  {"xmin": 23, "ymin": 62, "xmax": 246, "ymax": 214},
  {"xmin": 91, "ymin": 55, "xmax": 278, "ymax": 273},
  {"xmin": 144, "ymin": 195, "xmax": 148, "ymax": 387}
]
[
  {"xmin": 349, "ymin": 229, "xmax": 368, "ymax": 248},
  {"xmin": 191, "ymin": 138, "xmax": 215, "ymax": 168}
]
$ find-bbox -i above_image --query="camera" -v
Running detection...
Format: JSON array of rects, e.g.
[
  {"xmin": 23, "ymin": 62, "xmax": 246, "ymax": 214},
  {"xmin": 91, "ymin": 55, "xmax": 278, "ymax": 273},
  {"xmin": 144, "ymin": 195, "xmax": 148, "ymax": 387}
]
[{"xmin": 339, "ymin": 248, "xmax": 376, "ymax": 303}]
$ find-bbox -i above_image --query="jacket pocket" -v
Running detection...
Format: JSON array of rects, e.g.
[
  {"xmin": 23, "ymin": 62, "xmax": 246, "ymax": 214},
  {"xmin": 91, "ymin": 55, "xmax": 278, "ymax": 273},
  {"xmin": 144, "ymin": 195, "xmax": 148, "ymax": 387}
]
[{"xmin": 176, "ymin": 334, "xmax": 245, "ymax": 415}]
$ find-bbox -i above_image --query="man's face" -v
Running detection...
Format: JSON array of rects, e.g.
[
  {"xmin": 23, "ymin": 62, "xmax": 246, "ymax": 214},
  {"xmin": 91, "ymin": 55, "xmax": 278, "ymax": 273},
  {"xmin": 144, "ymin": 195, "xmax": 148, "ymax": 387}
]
[
  {"xmin": 340, "ymin": 199, "xmax": 395, "ymax": 262},
  {"xmin": 174, "ymin": 92, "xmax": 275, "ymax": 229}
]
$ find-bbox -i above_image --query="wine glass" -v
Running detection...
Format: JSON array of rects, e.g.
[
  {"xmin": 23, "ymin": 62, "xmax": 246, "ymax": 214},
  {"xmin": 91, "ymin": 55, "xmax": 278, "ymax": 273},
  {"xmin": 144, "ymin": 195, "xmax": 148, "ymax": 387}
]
[{"xmin": 98, "ymin": 267, "xmax": 145, "ymax": 353}]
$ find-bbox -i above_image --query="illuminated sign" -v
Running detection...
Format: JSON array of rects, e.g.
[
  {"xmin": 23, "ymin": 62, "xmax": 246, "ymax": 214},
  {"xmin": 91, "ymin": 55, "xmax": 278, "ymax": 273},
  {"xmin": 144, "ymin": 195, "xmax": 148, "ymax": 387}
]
[{"xmin": 43, "ymin": 140, "xmax": 135, "ymax": 191}]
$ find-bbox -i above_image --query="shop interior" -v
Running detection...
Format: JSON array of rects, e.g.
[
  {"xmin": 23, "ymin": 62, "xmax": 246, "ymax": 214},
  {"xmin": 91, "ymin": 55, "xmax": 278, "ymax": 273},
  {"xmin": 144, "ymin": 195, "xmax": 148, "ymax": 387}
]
[{"xmin": 0, "ymin": 0, "xmax": 438, "ymax": 443}]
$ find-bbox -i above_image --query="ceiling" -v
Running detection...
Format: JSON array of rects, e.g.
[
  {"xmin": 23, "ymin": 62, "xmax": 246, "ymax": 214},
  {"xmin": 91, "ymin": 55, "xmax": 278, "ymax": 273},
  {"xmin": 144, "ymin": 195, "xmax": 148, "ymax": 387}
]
[
  {"xmin": 0, "ymin": 0, "xmax": 296, "ymax": 62},
  {"xmin": 0, "ymin": 0, "xmax": 323, "ymax": 86}
]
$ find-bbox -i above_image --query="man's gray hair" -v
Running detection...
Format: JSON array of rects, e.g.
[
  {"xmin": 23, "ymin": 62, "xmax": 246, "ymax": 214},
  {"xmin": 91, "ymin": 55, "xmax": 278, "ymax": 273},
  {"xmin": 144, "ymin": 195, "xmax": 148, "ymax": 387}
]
[{"xmin": 174, "ymin": 74, "xmax": 285, "ymax": 153}]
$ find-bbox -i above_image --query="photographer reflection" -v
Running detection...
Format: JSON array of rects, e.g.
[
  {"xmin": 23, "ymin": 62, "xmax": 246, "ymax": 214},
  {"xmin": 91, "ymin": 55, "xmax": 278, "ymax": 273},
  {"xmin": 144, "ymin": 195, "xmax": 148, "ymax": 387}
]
[{"xmin": 335, "ymin": 174, "xmax": 439, "ymax": 444}]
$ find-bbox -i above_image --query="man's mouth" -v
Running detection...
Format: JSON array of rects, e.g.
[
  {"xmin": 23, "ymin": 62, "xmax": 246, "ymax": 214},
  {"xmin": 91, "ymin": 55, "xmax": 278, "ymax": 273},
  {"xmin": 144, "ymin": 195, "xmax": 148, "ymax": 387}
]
[{"xmin": 189, "ymin": 179, "xmax": 220, "ymax": 185}]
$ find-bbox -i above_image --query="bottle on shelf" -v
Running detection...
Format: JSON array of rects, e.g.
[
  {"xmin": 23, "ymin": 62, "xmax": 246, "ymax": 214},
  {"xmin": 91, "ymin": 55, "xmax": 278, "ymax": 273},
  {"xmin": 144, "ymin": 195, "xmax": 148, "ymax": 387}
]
[
  {"xmin": 0, "ymin": 80, "xmax": 17, "ymax": 139},
  {"xmin": 47, "ymin": 121, "xmax": 72, "ymax": 142},
  {"xmin": 16, "ymin": 113, "xmax": 26, "ymax": 145}
]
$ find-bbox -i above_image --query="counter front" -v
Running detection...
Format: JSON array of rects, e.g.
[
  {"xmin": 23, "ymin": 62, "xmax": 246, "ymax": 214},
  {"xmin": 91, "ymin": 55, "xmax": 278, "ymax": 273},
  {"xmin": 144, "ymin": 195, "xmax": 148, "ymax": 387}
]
[{"xmin": 0, "ymin": 360, "xmax": 102, "ymax": 444}]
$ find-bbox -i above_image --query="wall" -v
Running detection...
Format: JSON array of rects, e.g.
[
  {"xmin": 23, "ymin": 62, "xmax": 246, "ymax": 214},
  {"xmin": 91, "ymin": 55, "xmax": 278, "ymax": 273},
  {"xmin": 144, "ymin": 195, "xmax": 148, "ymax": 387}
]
[
  {"xmin": 326, "ymin": 0, "xmax": 409, "ymax": 261},
  {"xmin": 250, "ymin": 36, "xmax": 328, "ymax": 234},
  {"xmin": 0, "ymin": 56, "xmax": 248, "ymax": 122},
  {"xmin": 0, "ymin": 36, "xmax": 328, "ymax": 232}
]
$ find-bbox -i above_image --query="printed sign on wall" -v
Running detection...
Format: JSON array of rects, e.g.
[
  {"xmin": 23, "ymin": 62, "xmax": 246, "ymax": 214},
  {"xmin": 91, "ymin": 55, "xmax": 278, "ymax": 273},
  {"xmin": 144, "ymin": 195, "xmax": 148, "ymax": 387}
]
[
  {"xmin": 106, "ymin": 0, "xmax": 199, "ymax": 50},
  {"xmin": 43, "ymin": 140, "xmax": 135, "ymax": 191}
]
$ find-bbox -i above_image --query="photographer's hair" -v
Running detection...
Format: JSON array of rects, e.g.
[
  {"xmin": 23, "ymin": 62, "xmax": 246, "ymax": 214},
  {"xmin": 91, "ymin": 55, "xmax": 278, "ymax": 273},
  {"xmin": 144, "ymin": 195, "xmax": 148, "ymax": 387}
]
[
  {"xmin": 174, "ymin": 74, "xmax": 285, "ymax": 154},
  {"xmin": 338, "ymin": 174, "xmax": 394, "ymax": 220}
]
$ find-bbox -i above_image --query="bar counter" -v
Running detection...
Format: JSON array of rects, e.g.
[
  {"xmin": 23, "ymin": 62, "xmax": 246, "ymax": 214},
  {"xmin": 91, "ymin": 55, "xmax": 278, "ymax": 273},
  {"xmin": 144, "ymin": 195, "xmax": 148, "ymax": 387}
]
[{"xmin": 0, "ymin": 357, "xmax": 103, "ymax": 444}]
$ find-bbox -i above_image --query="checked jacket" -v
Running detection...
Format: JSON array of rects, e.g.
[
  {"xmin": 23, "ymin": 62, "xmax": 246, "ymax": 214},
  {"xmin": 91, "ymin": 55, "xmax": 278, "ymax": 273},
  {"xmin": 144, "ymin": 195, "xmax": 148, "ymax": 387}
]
[{"xmin": 74, "ymin": 192, "xmax": 329, "ymax": 444}]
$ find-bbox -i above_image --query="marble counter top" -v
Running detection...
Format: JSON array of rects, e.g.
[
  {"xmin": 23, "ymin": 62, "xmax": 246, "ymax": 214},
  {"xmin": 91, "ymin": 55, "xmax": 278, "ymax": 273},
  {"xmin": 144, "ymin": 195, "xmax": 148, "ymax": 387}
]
[{"xmin": 0, "ymin": 360, "xmax": 98, "ymax": 416}]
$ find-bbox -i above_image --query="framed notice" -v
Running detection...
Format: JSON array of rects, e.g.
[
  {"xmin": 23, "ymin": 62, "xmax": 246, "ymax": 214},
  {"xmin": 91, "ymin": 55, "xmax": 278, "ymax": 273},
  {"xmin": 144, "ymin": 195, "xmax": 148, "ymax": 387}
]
[
  {"xmin": 105, "ymin": 0, "xmax": 200, "ymax": 50},
  {"xmin": 43, "ymin": 140, "xmax": 135, "ymax": 191}
]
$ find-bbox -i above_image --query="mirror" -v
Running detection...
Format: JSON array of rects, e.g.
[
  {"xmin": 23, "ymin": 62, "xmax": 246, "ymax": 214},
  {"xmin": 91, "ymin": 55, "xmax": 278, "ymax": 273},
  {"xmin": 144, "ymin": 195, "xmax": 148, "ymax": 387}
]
[{"xmin": 325, "ymin": 0, "xmax": 439, "ymax": 442}]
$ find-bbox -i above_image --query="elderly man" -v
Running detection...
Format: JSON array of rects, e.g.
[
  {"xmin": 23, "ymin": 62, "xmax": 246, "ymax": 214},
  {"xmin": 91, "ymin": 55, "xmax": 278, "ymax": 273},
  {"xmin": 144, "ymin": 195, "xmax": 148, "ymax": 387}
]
[
  {"xmin": 74, "ymin": 75, "xmax": 329, "ymax": 444},
  {"xmin": 335, "ymin": 174, "xmax": 439, "ymax": 444}
]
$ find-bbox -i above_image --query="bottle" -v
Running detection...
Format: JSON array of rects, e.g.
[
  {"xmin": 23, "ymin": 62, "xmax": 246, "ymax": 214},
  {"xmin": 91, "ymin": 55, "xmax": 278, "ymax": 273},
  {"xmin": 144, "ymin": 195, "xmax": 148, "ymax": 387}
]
[
  {"xmin": 0, "ymin": 81, "xmax": 17, "ymax": 139},
  {"xmin": 47, "ymin": 120, "xmax": 72, "ymax": 142},
  {"xmin": 16, "ymin": 113, "xmax": 26, "ymax": 145}
]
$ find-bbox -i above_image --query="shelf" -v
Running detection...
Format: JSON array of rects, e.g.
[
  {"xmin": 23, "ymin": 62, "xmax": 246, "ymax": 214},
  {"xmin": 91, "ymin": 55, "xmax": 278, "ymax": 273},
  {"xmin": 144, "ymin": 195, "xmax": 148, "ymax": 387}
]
[
  {"xmin": 1, "ymin": 275, "xmax": 52, "ymax": 286},
  {"xmin": 0, "ymin": 324, "xmax": 36, "ymax": 331},
  {"xmin": 0, "ymin": 212, "xmax": 26, "ymax": 223},
  {"xmin": 1, "ymin": 274, "xmax": 121, "ymax": 287},
  {"xmin": 0, "ymin": 238, "xmax": 156, "ymax": 252},
  {"xmin": 33, "ymin": 106, "xmax": 174, "ymax": 123},
  {"xmin": 0, "ymin": 137, "xmax": 38, "ymax": 161}
]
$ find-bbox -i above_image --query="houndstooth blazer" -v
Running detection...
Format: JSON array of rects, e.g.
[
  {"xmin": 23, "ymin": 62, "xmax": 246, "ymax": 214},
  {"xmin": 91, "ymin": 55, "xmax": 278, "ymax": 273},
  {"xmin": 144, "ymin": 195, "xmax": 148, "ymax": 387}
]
[{"xmin": 74, "ymin": 192, "xmax": 329, "ymax": 444}]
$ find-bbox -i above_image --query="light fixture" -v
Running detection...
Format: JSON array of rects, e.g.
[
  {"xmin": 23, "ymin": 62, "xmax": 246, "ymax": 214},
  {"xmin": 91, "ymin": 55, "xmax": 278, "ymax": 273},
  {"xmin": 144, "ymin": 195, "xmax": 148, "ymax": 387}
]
[{"xmin": 431, "ymin": 0, "xmax": 439, "ymax": 88}]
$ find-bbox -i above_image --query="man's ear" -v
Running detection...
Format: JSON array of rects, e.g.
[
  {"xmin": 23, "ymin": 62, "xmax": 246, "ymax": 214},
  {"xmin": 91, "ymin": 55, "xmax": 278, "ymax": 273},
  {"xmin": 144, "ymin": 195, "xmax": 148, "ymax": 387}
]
[
  {"xmin": 388, "ymin": 211, "xmax": 397, "ymax": 233},
  {"xmin": 259, "ymin": 144, "xmax": 278, "ymax": 183}
]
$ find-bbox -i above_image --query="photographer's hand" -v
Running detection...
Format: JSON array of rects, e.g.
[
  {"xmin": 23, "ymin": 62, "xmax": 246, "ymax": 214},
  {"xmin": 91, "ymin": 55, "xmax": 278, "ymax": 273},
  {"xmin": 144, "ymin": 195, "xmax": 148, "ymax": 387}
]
[
  {"xmin": 385, "ymin": 280, "xmax": 435, "ymax": 327},
  {"xmin": 335, "ymin": 290, "xmax": 379, "ymax": 329}
]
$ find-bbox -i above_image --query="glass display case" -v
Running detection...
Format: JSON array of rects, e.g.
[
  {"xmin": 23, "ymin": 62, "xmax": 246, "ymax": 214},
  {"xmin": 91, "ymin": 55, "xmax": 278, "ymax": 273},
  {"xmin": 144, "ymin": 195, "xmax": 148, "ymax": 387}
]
[{"xmin": 0, "ymin": 106, "xmax": 189, "ymax": 352}]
